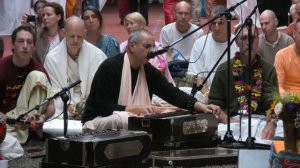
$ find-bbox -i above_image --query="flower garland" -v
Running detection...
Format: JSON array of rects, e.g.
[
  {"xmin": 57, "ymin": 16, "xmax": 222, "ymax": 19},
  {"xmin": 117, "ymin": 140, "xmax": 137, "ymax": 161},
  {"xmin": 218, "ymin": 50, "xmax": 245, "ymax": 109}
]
[
  {"xmin": 268, "ymin": 94, "xmax": 300, "ymax": 128},
  {"xmin": 232, "ymin": 52, "xmax": 263, "ymax": 113}
]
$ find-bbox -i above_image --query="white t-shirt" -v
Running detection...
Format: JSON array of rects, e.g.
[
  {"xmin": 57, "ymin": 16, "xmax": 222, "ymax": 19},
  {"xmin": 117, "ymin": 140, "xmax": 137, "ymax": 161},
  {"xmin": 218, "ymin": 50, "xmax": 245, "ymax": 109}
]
[
  {"xmin": 159, "ymin": 22, "xmax": 204, "ymax": 61},
  {"xmin": 188, "ymin": 33, "xmax": 239, "ymax": 88}
]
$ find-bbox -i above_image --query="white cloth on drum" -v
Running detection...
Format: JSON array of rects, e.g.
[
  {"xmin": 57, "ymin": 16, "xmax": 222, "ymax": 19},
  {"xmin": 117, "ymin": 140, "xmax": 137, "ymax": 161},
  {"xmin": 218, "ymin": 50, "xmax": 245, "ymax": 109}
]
[{"xmin": 43, "ymin": 119, "xmax": 82, "ymax": 136}]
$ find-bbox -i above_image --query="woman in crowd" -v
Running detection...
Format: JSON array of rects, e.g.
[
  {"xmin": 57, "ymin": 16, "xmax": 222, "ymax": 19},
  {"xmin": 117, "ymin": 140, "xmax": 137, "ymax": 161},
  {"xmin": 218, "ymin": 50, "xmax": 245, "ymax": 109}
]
[
  {"xmin": 120, "ymin": 12, "xmax": 174, "ymax": 85},
  {"xmin": 83, "ymin": 6, "xmax": 120, "ymax": 58},
  {"xmin": 35, "ymin": 2, "xmax": 65, "ymax": 64},
  {"xmin": 21, "ymin": 0, "xmax": 47, "ymax": 30}
]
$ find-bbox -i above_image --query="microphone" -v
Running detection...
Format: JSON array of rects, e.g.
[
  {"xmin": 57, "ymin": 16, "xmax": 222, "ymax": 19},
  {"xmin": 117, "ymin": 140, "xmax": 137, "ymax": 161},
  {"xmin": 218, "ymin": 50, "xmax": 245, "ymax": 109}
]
[
  {"xmin": 6, "ymin": 118, "xmax": 26, "ymax": 125},
  {"xmin": 217, "ymin": 11, "xmax": 231, "ymax": 17},
  {"xmin": 147, "ymin": 47, "xmax": 169, "ymax": 59},
  {"xmin": 51, "ymin": 80, "xmax": 82, "ymax": 99}
]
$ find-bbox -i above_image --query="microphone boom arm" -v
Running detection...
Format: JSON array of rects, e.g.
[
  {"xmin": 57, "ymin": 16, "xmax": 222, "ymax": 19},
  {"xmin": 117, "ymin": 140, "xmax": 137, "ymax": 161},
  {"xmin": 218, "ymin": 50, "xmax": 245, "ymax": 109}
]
[
  {"xmin": 14, "ymin": 80, "xmax": 82, "ymax": 122},
  {"xmin": 148, "ymin": 1, "xmax": 247, "ymax": 59}
]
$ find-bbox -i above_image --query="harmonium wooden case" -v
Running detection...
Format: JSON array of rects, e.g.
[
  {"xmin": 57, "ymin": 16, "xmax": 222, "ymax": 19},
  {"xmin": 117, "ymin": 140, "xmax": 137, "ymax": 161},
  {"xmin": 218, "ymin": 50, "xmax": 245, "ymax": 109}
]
[
  {"xmin": 44, "ymin": 130, "xmax": 151, "ymax": 167},
  {"xmin": 128, "ymin": 110, "xmax": 219, "ymax": 146}
]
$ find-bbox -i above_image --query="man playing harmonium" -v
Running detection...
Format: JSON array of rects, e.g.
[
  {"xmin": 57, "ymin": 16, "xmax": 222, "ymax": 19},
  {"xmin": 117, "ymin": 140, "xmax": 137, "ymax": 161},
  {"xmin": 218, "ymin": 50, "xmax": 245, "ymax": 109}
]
[
  {"xmin": 208, "ymin": 24, "xmax": 283, "ymax": 144},
  {"xmin": 81, "ymin": 29, "xmax": 225, "ymax": 131}
]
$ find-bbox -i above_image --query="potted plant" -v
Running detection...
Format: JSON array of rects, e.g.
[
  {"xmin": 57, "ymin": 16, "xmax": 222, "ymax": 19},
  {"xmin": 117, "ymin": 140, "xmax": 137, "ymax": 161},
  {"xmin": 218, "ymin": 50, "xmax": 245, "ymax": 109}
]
[{"xmin": 268, "ymin": 94, "xmax": 300, "ymax": 152}]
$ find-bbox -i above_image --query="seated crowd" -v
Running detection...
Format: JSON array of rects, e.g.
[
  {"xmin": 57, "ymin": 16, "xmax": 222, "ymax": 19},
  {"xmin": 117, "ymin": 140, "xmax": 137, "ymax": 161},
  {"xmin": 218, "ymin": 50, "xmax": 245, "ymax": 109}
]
[{"xmin": 1, "ymin": 0, "xmax": 300, "ymax": 161}]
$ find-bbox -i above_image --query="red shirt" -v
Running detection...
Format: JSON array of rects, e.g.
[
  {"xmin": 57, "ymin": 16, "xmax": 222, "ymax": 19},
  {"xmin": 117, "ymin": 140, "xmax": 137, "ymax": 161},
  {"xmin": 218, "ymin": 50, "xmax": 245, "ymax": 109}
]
[
  {"xmin": 0, "ymin": 55, "xmax": 48, "ymax": 113},
  {"xmin": 285, "ymin": 22, "xmax": 296, "ymax": 38}
]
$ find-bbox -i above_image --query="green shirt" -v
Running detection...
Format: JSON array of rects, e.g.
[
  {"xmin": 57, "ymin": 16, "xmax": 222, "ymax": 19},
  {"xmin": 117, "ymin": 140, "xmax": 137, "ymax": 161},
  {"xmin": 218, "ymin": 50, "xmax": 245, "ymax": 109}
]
[{"xmin": 208, "ymin": 56, "xmax": 278, "ymax": 116}]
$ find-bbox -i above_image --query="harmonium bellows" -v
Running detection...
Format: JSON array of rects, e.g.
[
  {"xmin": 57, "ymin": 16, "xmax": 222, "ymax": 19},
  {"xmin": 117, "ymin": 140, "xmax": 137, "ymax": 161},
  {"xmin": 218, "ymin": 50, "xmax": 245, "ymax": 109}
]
[
  {"xmin": 45, "ymin": 130, "xmax": 151, "ymax": 167},
  {"xmin": 128, "ymin": 110, "xmax": 218, "ymax": 144}
]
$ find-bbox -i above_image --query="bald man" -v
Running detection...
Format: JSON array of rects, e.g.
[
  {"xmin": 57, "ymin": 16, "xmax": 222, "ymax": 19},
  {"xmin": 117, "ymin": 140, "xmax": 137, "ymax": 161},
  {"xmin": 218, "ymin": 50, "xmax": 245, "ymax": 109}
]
[
  {"xmin": 289, "ymin": 4, "xmax": 297, "ymax": 24},
  {"xmin": 160, "ymin": 1, "xmax": 204, "ymax": 61},
  {"xmin": 44, "ymin": 16, "xmax": 107, "ymax": 119},
  {"xmin": 259, "ymin": 10, "xmax": 294, "ymax": 64},
  {"xmin": 286, "ymin": 2, "xmax": 300, "ymax": 37}
]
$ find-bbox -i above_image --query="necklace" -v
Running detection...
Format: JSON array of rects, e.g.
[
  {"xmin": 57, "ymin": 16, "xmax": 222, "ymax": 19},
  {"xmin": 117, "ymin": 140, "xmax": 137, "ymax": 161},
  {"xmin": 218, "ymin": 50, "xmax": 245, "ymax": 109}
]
[
  {"xmin": 232, "ymin": 52, "xmax": 263, "ymax": 113},
  {"xmin": 14, "ymin": 65, "xmax": 29, "ymax": 79}
]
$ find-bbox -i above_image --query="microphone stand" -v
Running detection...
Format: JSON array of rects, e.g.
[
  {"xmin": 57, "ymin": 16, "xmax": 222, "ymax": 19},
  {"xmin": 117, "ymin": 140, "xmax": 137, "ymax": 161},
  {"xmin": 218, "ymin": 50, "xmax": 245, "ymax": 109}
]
[
  {"xmin": 61, "ymin": 93, "xmax": 69, "ymax": 137},
  {"xmin": 224, "ymin": 11, "xmax": 234, "ymax": 144},
  {"xmin": 193, "ymin": 2, "xmax": 263, "ymax": 149},
  {"xmin": 245, "ymin": 11, "xmax": 256, "ymax": 149},
  {"xmin": 231, "ymin": 3, "xmax": 264, "ymax": 149},
  {"xmin": 12, "ymin": 80, "xmax": 81, "ymax": 138},
  {"xmin": 191, "ymin": 12, "xmax": 241, "ymax": 146}
]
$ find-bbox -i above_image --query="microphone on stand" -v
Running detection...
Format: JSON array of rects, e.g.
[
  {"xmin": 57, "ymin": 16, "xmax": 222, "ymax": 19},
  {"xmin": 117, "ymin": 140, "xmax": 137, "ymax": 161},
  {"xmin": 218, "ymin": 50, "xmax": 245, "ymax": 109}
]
[
  {"xmin": 50, "ymin": 80, "xmax": 82, "ymax": 99},
  {"xmin": 6, "ymin": 118, "xmax": 28, "ymax": 125},
  {"xmin": 147, "ymin": 47, "xmax": 170, "ymax": 59}
]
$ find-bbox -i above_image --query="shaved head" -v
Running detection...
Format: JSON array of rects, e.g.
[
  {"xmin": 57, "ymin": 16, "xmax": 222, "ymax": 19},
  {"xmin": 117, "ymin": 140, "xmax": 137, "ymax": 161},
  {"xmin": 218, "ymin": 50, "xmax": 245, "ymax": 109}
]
[
  {"xmin": 65, "ymin": 16, "xmax": 85, "ymax": 31},
  {"xmin": 175, "ymin": 1, "xmax": 192, "ymax": 13},
  {"xmin": 259, "ymin": 9, "xmax": 278, "ymax": 36},
  {"xmin": 260, "ymin": 10, "xmax": 277, "ymax": 20},
  {"xmin": 64, "ymin": 16, "xmax": 87, "ymax": 58}
]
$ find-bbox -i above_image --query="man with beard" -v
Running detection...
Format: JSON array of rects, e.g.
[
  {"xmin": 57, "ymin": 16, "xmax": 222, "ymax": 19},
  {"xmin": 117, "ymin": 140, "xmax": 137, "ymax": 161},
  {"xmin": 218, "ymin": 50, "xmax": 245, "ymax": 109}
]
[{"xmin": 208, "ymin": 25, "xmax": 281, "ymax": 143}]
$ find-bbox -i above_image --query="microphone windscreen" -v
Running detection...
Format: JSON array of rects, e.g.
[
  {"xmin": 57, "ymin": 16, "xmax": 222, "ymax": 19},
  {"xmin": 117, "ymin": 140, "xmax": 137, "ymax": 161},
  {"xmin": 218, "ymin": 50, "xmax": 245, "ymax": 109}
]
[
  {"xmin": 147, "ymin": 48, "xmax": 169, "ymax": 59},
  {"xmin": 6, "ymin": 118, "xmax": 17, "ymax": 124}
]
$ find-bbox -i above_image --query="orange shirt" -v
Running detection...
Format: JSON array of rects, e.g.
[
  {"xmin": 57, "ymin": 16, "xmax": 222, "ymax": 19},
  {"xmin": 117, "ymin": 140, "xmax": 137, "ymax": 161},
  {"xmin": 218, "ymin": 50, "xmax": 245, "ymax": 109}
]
[{"xmin": 275, "ymin": 44, "xmax": 300, "ymax": 96}]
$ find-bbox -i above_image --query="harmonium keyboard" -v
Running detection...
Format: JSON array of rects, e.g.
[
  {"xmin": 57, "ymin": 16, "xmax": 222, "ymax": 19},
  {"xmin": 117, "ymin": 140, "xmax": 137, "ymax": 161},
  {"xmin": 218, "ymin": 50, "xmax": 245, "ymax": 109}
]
[
  {"xmin": 128, "ymin": 110, "xmax": 219, "ymax": 146},
  {"xmin": 45, "ymin": 130, "xmax": 151, "ymax": 167}
]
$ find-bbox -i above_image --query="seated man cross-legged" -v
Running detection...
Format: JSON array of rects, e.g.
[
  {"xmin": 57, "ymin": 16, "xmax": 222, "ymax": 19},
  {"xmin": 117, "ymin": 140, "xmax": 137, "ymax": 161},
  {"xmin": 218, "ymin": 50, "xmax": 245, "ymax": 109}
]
[
  {"xmin": 208, "ymin": 25, "xmax": 283, "ymax": 144},
  {"xmin": 81, "ymin": 29, "xmax": 225, "ymax": 131},
  {"xmin": 0, "ymin": 25, "xmax": 54, "ymax": 147},
  {"xmin": 44, "ymin": 16, "xmax": 107, "ymax": 120}
]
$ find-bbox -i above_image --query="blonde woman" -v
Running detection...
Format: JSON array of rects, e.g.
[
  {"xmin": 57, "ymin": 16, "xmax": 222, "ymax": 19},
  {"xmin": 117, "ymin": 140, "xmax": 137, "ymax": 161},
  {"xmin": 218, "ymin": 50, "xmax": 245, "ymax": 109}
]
[{"xmin": 120, "ymin": 12, "xmax": 175, "ymax": 85}]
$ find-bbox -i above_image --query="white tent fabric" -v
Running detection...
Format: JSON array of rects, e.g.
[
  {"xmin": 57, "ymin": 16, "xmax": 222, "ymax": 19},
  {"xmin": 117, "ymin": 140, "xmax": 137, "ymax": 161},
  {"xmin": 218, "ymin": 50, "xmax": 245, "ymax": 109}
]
[{"xmin": 0, "ymin": 0, "xmax": 31, "ymax": 35}]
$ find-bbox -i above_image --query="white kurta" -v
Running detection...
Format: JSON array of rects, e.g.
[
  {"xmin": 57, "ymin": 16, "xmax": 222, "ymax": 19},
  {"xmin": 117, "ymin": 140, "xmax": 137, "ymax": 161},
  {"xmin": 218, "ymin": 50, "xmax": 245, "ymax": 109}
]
[
  {"xmin": 188, "ymin": 33, "xmax": 239, "ymax": 88},
  {"xmin": 44, "ymin": 39, "xmax": 107, "ymax": 118},
  {"xmin": 159, "ymin": 22, "xmax": 204, "ymax": 61}
]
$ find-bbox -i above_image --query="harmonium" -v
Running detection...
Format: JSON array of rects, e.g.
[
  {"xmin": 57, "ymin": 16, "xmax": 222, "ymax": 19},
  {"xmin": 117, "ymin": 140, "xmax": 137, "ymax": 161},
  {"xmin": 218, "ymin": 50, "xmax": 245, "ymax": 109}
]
[
  {"xmin": 128, "ymin": 110, "xmax": 219, "ymax": 148},
  {"xmin": 44, "ymin": 130, "xmax": 151, "ymax": 168}
]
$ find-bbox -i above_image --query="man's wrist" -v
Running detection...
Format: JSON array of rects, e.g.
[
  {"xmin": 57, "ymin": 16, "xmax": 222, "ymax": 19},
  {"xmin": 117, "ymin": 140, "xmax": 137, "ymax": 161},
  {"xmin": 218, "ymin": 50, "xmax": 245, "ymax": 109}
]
[
  {"xmin": 268, "ymin": 118, "xmax": 278, "ymax": 127},
  {"xmin": 41, "ymin": 114, "xmax": 46, "ymax": 121}
]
